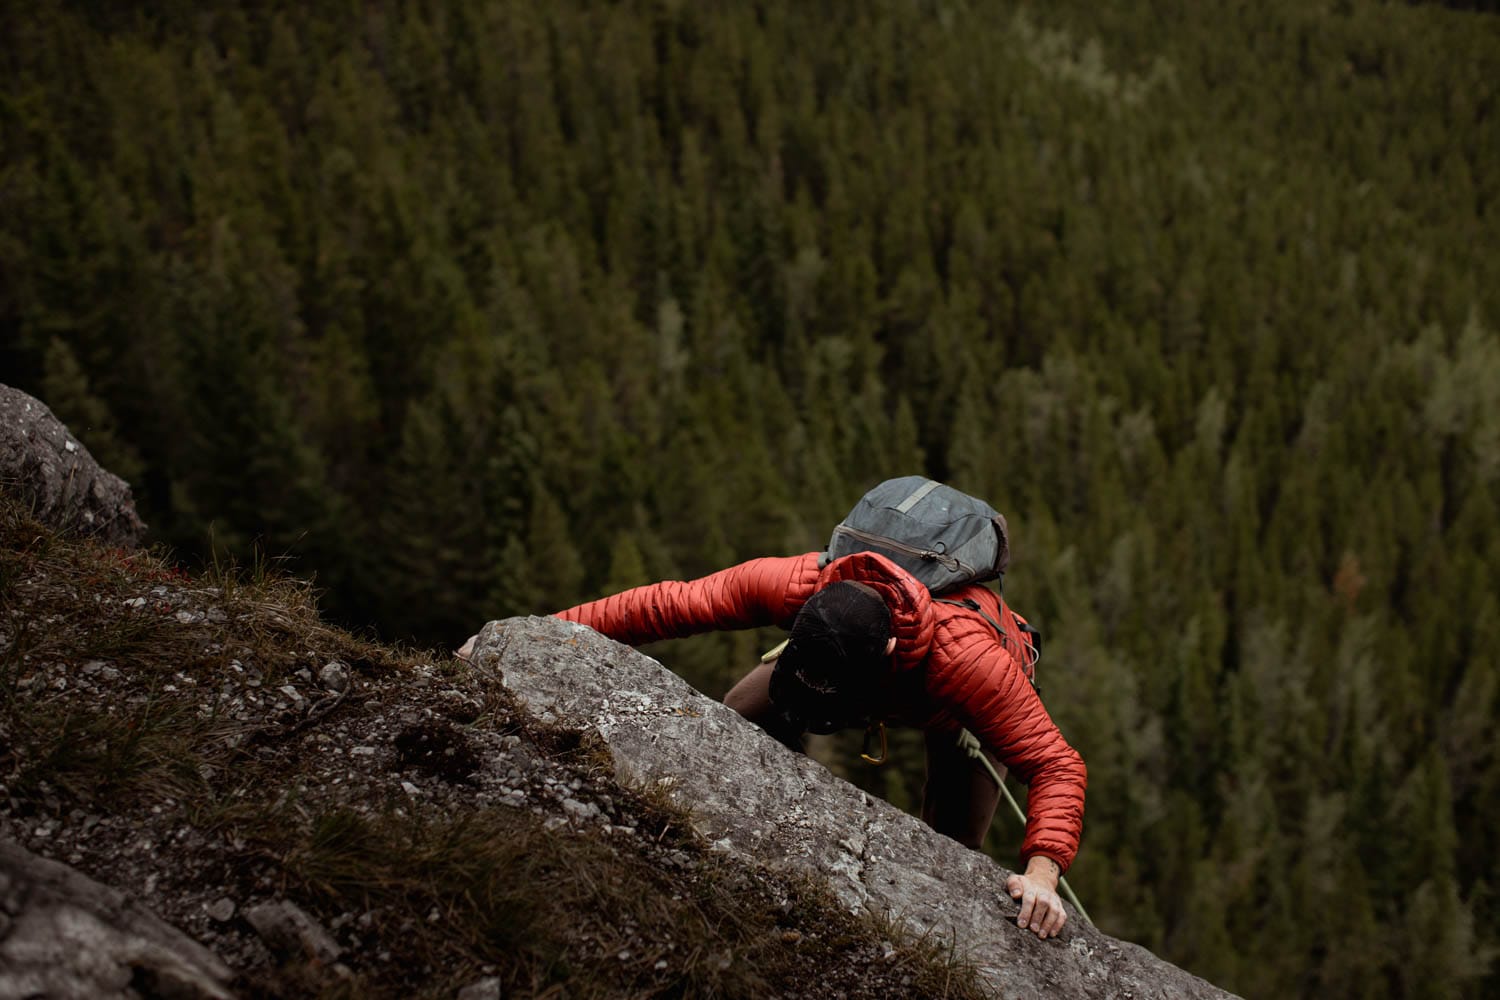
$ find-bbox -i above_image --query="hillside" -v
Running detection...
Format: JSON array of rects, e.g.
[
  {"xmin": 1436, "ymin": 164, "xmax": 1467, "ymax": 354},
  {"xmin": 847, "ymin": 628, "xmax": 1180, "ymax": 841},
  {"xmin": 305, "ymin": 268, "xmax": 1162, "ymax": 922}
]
[
  {"xmin": 0, "ymin": 486, "xmax": 999, "ymax": 998},
  {"xmin": 1, "ymin": 473, "xmax": 1246, "ymax": 998},
  {"xmin": 2, "ymin": 1, "xmax": 1496, "ymax": 995}
]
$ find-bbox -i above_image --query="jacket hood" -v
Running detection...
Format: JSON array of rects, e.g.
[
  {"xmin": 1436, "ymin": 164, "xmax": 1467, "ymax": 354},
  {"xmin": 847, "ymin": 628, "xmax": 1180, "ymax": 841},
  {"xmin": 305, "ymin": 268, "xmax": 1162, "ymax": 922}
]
[{"xmin": 813, "ymin": 551, "xmax": 934, "ymax": 674}]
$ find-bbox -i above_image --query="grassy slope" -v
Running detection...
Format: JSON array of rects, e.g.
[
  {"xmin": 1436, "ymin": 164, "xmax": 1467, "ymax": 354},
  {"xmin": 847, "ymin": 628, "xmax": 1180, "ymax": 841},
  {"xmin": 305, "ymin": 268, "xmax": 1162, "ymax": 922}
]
[{"xmin": 0, "ymin": 489, "xmax": 989, "ymax": 999}]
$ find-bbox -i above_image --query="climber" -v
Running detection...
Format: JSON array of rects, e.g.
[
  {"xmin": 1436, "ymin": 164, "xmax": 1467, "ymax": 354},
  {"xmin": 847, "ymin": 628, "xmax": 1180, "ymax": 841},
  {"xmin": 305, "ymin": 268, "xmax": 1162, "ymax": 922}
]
[{"xmin": 456, "ymin": 544, "xmax": 1086, "ymax": 941}]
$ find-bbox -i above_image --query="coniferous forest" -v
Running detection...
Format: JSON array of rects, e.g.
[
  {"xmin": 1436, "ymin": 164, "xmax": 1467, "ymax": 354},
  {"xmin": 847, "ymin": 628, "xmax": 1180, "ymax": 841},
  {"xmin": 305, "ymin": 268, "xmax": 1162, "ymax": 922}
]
[{"xmin": 2, "ymin": 1, "xmax": 1497, "ymax": 995}]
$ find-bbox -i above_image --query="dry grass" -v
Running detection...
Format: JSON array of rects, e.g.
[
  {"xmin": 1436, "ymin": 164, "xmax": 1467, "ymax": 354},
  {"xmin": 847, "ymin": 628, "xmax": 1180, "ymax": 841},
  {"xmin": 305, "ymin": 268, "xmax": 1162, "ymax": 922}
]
[{"xmin": 0, "ymin": 489, "xmax": 993, "ymax": 999}]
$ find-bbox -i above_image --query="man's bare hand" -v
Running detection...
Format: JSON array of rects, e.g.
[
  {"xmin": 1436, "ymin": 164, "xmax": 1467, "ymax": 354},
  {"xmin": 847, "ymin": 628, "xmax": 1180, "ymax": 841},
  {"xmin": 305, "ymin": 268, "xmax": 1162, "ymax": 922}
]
[{"xmin": 1006, "ymin": 857, "xmax": 1067, "ymax": 939}]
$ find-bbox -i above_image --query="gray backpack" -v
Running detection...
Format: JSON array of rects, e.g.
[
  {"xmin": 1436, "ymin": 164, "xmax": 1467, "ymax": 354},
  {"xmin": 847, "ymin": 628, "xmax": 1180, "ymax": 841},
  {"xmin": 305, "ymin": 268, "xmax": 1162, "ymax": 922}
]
[{"xmin": 821, "ymin": 477, "xmax": 1010, "ymax": 594}]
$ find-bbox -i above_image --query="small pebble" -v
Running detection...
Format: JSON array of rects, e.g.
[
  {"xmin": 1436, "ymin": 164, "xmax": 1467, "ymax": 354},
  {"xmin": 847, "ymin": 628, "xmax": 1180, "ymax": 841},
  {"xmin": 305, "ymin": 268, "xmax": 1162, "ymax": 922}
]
[
  {"xmin": 456, "ymin": 977, "xmax": 502, "ymax": 1000},
  {"xmin": 320, "ymin": 661, "xmax": 350, "ymax": 692}
]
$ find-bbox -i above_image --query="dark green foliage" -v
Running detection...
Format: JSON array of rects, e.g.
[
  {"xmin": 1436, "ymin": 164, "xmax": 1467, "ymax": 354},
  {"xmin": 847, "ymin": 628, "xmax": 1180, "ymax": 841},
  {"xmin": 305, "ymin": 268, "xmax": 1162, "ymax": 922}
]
[{"xmin": 2, "ymin": 0, "xmax": 1496, "ymax": 994}]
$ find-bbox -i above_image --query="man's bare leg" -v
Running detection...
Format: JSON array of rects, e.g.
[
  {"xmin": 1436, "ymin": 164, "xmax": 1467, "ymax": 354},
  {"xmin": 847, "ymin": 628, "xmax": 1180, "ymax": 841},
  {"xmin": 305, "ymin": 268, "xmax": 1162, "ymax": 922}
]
[{"xmin": 723, "ymin": 660, "xmax": 807, "ymax": 751}]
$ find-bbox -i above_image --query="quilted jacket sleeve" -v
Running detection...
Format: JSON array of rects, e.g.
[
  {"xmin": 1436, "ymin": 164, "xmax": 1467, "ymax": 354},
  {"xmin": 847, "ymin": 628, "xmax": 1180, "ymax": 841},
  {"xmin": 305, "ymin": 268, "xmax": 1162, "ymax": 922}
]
[
  {"xmin": 557, "ymin": 554, "xmax": 822, "ymax": 646},
  {"xmin": 926, "ymin": 613, "xmax": 1087, "ymax": 872}
]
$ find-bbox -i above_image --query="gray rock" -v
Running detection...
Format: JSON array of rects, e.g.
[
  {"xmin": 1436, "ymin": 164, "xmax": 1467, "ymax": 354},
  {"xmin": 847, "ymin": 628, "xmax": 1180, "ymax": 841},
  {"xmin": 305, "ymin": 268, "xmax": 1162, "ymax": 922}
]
[
  {"xmin": 206, "ymin": 897, "xmax": 237, "ymax": 923},
  {"xmin": 245, "ymin": 899, "xmax": 341, "ymax": 966},
  {"xmin": 0, "ymin": 839, "xmax": 234, "ymax": 1000},
  {"xmin": 456, "ymin": 975, "xmax": 503, "ymax": 1000},
  {"xmin": 473, "ymin": 617, "xmax": 1240, "ymax": 1000},
  {"xmin": 0, "ymin": 384, "xmax": 147, "ymax": 547},
  {"xmin": 319, "ymin": 661, "xmax": 350, "ymax": 693},
  {"xmin": 561, "ymin": 798, "xmax": 600, "ymax": 822}
]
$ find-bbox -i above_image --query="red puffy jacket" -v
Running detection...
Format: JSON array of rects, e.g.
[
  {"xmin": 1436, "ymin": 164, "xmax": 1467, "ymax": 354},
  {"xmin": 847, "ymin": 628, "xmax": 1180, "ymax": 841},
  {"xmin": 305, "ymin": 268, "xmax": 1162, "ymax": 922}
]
[{"xmin": 558, "ymin": 551, "xmax": 1087, "ymax": 872}]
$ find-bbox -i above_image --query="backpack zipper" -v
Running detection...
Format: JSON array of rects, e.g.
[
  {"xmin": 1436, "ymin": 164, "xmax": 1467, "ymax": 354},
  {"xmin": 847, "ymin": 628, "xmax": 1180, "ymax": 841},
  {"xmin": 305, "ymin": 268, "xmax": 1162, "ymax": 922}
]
[{"xmin": 831, "ymin": 524, "xmax": 966, "ymax": 573}]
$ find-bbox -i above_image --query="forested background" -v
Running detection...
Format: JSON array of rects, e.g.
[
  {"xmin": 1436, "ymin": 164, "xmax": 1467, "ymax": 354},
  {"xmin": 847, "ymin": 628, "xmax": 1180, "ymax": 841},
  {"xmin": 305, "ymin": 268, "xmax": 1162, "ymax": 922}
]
[{"xmin": 2, "ymin": 0, "xmax": 1497, "ymax": 995}]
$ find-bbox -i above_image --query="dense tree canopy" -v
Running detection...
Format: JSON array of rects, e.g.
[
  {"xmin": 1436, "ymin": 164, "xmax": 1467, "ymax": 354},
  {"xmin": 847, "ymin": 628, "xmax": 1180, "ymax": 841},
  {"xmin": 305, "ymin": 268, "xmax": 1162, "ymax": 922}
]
[{"xmin": 3, "ymin": 0, "xmax": 1496, "ymax": 994}]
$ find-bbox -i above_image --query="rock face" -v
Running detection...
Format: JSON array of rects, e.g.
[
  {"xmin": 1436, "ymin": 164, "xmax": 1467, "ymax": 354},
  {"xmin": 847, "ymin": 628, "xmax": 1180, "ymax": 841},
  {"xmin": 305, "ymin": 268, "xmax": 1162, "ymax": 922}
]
[
  {"xmin": 0, "ymin": 384, "xmax": 146, "ymax": 547},
  {"xmin": 0, "ymin": 840, "xmax": 234, "ymax": 1000},
  {"xmin": 474, "ymin": 616, "xmax": 1240, "ymax": 1000}
]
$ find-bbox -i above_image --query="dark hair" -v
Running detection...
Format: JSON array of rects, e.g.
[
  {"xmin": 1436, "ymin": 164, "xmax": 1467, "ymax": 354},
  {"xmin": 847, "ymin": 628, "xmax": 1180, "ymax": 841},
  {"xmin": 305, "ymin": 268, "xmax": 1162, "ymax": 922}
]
[{"xmin": 769, "ymin": 581, "xmax": 892, "ymax": 733}]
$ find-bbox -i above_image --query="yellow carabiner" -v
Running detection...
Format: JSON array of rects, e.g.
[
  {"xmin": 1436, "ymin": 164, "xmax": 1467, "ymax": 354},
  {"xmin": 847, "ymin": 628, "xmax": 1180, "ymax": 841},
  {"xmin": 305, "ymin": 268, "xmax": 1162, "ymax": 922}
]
[{"xmin": 860, "ymin": 721, "xmax": 888, "ymax": 765}]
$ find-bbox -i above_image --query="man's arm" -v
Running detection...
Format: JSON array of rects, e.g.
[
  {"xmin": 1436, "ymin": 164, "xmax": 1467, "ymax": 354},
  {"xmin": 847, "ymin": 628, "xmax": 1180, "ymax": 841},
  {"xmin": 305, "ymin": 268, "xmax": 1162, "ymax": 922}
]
[
  {"xmin": 456, "ymin": 553, "xmax": 822, "ymax": 659},
  {"xmin": 924, "ymin": 613, "xmax": 1086, "ymax": 938},
  {"xmin": 556, "ymin": 553, "xmax": 818, "ymax": 645},
  {"xmin": 928, "ymin": 618, "xmax": 1087, "ymax": 868}
]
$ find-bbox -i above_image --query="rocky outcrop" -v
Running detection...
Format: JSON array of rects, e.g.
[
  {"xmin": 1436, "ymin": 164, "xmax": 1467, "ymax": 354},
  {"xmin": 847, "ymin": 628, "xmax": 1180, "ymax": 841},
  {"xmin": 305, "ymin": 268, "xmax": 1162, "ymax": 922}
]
[
  {"xmin": 0, "ymin": 385, "xmax": 1237, "ymax": 998},
  {"xmin": 0, "ymin": 840, "xmax": 234, "ymax": 1000},
  {"xmin": 473, "ymin": 616, "xmax": 1239, "ymax": 1000},
  {"xmin": 0, "ymin": 384, "xmax": 146, "ymax": 547}
]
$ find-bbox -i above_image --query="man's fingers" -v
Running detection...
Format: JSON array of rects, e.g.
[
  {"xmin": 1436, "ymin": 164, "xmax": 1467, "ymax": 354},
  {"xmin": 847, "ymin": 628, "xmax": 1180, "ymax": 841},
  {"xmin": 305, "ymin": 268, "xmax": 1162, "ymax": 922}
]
[
  {"xmin": 1043, "ymin": 899, "xmax": 1067, "ymax": 937},
  {"xmin": 1017, "ymin": 889, "xmax": 1036, "ymax": 928},
  {"xmin": 1020, "ymin": 893, "xmax": 1066, "ymax": 939},
  {"xmin": 1009, "ymin": 879, "xmax": 1069, "ymax": 939}
]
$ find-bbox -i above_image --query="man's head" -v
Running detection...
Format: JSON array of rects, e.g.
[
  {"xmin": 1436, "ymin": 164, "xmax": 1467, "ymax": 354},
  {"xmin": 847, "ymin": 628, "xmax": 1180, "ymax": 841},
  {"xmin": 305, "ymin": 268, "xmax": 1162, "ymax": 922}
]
[{"xmin": 769, "ymin": 581, "xmax": 893, "ymax": 733}]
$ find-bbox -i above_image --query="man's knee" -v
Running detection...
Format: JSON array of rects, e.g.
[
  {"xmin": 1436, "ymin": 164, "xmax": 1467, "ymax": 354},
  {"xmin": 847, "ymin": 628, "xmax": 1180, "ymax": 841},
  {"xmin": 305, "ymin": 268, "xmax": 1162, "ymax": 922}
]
[
  {"xmin": 723, "ymin": 684, "xmax": 758, "ymax": 717},
  {"xmin": 723, "ymin": 661, "xmax": 808, "ymax": 752},
  {"xmin": 723, "ymin": 661, "xmax": 776, "ymax": 721},
  {"xmin": 923, "ymin": 800, "xmax": 990, "ymax": 850},
  {"xmin": 952, "ymin": 829, "xmax": 987, "ymax": 850}
]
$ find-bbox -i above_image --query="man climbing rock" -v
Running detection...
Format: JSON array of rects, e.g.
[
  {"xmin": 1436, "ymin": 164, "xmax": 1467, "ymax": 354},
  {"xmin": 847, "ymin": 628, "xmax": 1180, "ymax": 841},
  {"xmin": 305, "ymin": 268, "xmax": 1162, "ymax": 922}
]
[{"xmin": 459, "ymin": 478, "xmax": 1086, "ymax": 939}]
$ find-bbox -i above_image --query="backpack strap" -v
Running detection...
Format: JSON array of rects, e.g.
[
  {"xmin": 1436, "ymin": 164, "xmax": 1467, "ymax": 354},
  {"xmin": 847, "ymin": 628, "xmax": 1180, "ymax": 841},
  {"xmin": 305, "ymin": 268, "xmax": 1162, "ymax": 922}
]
[
  {"xmin": 935, "ymin": 596, "xmax": 1008, "ymax": 639},
  {"xmin": 935, "ymin": 597, "xmax": 1041, "ymax": 695}
]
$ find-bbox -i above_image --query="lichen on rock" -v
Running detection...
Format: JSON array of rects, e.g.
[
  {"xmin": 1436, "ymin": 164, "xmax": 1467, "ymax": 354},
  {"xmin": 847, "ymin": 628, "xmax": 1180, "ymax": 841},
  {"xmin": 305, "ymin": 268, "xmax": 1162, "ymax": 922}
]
[{"xmin": 475, "ymin": 616, "xmax": 1240, "ymax": 1000}]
